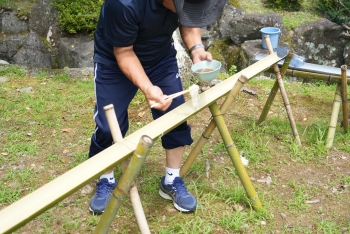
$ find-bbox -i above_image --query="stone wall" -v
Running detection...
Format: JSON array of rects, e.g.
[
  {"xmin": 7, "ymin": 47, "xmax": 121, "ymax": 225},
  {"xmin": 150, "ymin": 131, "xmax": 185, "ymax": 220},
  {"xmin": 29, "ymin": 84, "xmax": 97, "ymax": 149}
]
[{"xmin": 1, "ymin": 0, "xmax": 349, "ymax": 73}]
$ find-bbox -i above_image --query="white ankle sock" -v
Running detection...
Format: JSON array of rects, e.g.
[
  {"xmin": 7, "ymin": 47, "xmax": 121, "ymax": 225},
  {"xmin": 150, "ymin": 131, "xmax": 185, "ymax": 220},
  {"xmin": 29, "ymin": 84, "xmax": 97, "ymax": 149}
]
[
  {"xmin": 165, "ymin": 167, "xmax": 180, "ymax": 185},
  {"xmin": 100, "ymin": 171, "xmax": 115, "ymax": 184}
]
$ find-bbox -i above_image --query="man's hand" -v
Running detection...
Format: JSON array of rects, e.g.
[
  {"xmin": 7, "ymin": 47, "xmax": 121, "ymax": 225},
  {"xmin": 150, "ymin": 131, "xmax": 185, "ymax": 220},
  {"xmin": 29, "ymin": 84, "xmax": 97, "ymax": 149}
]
[
  {"xmin": 191, "ymin": 48, "xmax": 213, "ymax": 64},
  {"xmin": 144, "ymin": 85, "xmax": 172, "ymax": 111}
]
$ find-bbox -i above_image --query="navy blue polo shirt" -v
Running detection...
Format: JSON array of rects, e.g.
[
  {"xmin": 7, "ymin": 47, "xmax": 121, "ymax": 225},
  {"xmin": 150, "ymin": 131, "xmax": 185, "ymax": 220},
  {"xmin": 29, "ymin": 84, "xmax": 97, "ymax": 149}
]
[{"xmin": 94, "ymin": 0, "xmax": 180, "ymax": 67}]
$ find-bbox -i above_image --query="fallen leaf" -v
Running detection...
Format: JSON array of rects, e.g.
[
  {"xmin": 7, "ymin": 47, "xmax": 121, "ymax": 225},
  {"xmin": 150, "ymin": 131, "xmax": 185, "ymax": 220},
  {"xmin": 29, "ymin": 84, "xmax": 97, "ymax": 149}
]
[
  {"xmin": 62, "ymin": 128, "xmax": 72, "ymax": 133},
  {"xmin": 1, "ymin": 152, "xmax": 8, "ymax": 156},
  {"xmin": 305, "ymin": 199, "xmax": 320, "ymax": 204},
  {"xmin": 138, "ymin": 111, "xmax": 146, "ymax": 118}
]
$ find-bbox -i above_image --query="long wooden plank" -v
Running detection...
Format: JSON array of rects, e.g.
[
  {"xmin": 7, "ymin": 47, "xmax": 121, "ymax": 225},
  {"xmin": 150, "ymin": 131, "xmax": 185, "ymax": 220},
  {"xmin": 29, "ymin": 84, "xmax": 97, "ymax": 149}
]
[{"xmin": 0, "ymin": 52, "xmax": 282, "ymax": 233}]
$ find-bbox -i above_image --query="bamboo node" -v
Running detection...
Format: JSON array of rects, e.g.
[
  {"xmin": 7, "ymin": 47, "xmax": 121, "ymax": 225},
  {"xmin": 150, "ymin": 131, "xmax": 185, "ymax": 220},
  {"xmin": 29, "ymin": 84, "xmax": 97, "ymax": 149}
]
[
  {"xmin": 225, "ymin": 143, "xmax": 235, "ymax": 149},
  {"xmin": 250, "ymin": 195, "xmax": 259, "ymax": 202},
  {"xmin": 115, "ymin": 186, "xmax": 130, "ymax": 195},
  {"xmin": 327, "ymin": 75, "xmax": 332, "ymax": 85},
  {"xmin": 211, "ymin": 113, "xmax": 225, "ymax": 117},
  {"xmin": 112, "ymin": 191, "xmax": 127, "ymax": 200},
  {"xmin": 201, "ymin": 133, "xmax": 210, "ymax": 140}
]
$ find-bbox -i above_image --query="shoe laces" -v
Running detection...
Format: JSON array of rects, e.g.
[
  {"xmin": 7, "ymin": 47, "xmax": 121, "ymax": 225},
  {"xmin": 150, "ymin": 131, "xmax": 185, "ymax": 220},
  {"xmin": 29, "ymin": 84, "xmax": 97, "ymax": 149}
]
[
  {"xmin": 171, "ymin": 177, "xmax": 189, "ymax": 196},
  {"xmin": 95, "ymin": 179, "xmax": 114, "ymax": 198}
]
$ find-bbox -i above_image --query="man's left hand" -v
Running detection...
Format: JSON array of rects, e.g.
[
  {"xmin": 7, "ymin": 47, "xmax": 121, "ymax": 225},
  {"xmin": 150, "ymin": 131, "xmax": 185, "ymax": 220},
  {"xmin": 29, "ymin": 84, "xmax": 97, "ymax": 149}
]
[{"xmin": 191, "ymin": 49, "xmax": 213, "ymax": 64}]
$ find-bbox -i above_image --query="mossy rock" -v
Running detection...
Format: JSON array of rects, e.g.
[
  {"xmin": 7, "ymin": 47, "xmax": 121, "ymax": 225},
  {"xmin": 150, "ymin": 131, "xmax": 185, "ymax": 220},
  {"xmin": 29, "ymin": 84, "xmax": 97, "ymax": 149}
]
[{"xmin": 208, "ymin": 38, "xmax": 246, "ymax": 71}]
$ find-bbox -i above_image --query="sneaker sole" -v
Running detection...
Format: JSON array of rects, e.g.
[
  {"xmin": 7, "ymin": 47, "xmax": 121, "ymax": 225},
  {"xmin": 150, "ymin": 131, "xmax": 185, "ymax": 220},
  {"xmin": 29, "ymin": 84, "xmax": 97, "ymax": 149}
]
[
  {"xmin": 89, "ymin": 206, "xmax": 103, "ymax": 214},
  {"xmin": 158, "ymin": 189, "xmax": 191, "ymax": 212}
]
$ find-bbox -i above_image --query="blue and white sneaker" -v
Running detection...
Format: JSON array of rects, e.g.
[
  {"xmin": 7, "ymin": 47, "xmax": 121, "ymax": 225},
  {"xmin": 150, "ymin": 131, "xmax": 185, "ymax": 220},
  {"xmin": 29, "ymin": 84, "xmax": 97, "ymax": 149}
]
[
  {"xmin": 159, "ymin": 176, "xmax": 197, "ymax": 212},
  {"xmin": 89, "ymin": 178, "xmax": 116, "ymax": 214}
]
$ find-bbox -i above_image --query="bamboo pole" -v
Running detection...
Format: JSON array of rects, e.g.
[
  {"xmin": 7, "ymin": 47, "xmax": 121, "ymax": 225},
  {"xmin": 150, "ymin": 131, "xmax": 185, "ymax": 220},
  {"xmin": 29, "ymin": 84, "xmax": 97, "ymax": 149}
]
[
  {"xmin": 94, "ymin": 135, "xmax": 153, "ymax": 234},
  {"xmin": 264, "ymin": 68, "xmax": 350, "ymax": 84},
  {"xmin": 257, "ymin": 51, "xmax": 293, "ymax": 125},
  {"xmin": 341, "ymin": 65, "xmax": 349, "ymax": 132},
  {"xmin": 100, "ymin": 104, "xmax": 150, "ymax": 234},
  {"xmin": 326, "ymin": 84, "xmax": 342, "ymax": 148},
  {"xmin": 180, "ymin": 75, "xmax": 248, "ymax": 177},
  {"xmin": 209, "ymin": 102, "xmax": 262, "ymax": 211},
  {"xmin": 264, "ymin": 35, "xmax": 301, "ymax": 146}
]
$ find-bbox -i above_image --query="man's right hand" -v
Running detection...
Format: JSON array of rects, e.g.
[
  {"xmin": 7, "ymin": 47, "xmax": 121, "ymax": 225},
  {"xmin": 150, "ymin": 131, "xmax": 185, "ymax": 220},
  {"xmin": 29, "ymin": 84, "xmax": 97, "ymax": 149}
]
[{"xmin": 144, "ymin": 85, "xmax": 172, "ymax": 111}]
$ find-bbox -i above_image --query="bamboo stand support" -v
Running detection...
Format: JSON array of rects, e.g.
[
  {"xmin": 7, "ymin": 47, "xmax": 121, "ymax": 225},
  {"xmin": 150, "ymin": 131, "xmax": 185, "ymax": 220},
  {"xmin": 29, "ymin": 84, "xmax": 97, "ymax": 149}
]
[
  {"xmin": 257, "ymin": 52, "xmax": 293, "ymax": 124},
  {"xmin": 180, "ymin": 75, "xmax": 262, "ymax": 211},
  {"xmin": 95, "ymin": 104, "xmax": 152, "ymax": 234},
  {"xmin": 180, "ymin": 75, "xmax": 247, "ymax": 177},
  {"xmin": 326, "ymin": 84, "xmax": 342, "ymax": 148},
  {"xmin": 264, "ymin": 68, "xmax": 350, "ymax": 84},
  {"xmin": 209, "ymin": 102, "xmax": 262, "ymax": 211},
  {"xmin": 341, "ymin": 65, "xmax": 349, "ymax": 132},
  {"xmin": 263, "ymin": 36, "xmax": 301, "ymax": 146}
]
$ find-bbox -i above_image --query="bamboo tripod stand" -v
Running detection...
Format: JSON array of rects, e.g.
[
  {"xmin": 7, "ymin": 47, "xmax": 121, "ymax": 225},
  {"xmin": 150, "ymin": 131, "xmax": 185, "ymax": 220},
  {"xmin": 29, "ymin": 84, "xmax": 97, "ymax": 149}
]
[
  {"xmin": 181, "ymin": 74, "xmax": 263, "ymax": 211},
  {"xmin": 257, "ymin": 39, "xmax": 350, "ymax": 149},
  {"xmin": 326, "ymin": 65, "xmax": 348, "ymax": 148},
  {"xmin": 257, "ymin": 36, "xmax": 301, "ymax": 145}
]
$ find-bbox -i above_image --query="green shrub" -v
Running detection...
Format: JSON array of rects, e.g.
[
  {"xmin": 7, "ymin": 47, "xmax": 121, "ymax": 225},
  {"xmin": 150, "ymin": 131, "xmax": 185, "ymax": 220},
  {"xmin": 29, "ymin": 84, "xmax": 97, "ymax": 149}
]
[
  {"xmin": 263, "ymin": 0, "xmax": 303, "ymax": 11},
  {"xmin": 316, "ymin": 0, "xmax": 350, "ymax": 25},
  {"xmin": 51, "ymin": 0, "xmax": 103, "ymax": 35}
]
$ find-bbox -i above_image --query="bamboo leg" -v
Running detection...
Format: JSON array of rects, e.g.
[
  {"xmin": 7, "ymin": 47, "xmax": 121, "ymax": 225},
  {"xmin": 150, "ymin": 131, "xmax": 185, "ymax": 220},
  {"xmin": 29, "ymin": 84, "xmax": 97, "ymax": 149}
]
[
  {"xmin": 326, "ymin": 84, "xmax": 342, "ymax": 148},
  {"xmin": 264, "ymin": 36, "xmax": 301, "ymax": 146},
  {"xmin": 209, "ymin": 102, "xmax": 262, "ymax": 211},
  {"xmin": 95, "ymin": 135, "xmax": 153, "ymax": 234},
  {"xmin": 98, "ymin": 104, "xmax": 151, "ymax": 234},
  {"xmin": 341, "ymin": 65, "xmax": 349, "ymax": 132},
  {"xmin": 257, "ymin": 52, "xmax": 293, "ymax": 125},
  {"xmin": 180, "ymin": 75, "xmax": 248, "ymax": 177}
]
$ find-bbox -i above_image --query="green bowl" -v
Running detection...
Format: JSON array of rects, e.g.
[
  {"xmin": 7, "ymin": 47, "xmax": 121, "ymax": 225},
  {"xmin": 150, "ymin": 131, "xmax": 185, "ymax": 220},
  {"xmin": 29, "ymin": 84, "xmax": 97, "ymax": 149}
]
[{"xmin": 191, "ymin": 60, "xmax": 221, "ymax": 82}]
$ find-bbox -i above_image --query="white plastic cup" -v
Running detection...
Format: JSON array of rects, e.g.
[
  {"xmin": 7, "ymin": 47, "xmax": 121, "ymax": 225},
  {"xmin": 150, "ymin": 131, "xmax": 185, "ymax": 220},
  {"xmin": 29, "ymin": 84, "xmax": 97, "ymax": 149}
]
[{"xmin": 290, "ymin": 54, "xmax": 305, "ymax": 67}]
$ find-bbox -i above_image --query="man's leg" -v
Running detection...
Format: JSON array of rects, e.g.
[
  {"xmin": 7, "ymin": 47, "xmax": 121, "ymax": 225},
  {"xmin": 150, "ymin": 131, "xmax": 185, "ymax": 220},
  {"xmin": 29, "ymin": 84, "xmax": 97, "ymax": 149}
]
[
  {"xmin": 89, "ymin": 63, "xmax": 137, "ymax": 214},
  {"xmin": 159, "ymin": 146, "xmax": 197, "ymax": 212},
  {"xmin": 145, "ymin": 55, "xmax": 196, "ymax": 212}
]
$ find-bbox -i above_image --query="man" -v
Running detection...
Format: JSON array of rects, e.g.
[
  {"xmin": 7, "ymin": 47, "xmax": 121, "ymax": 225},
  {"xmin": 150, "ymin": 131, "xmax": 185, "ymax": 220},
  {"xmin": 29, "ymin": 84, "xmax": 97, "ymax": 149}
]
[{"xmin": 88, "ymin": 0, "xmax": 227, "ymax": 214}]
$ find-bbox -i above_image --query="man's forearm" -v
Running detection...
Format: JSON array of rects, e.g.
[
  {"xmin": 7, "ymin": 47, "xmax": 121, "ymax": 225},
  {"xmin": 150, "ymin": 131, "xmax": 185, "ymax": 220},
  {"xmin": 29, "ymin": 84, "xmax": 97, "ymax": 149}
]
[
  {"xmin": 113, "ymin": 46, "xmax": 152, "ymax": 93},
  {"xmin": 179, "ymin": 25, "xmax": 205, "ymax": 59}
]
